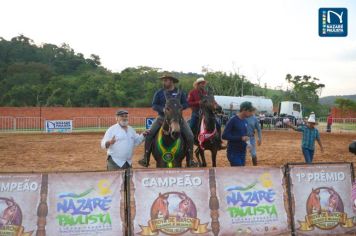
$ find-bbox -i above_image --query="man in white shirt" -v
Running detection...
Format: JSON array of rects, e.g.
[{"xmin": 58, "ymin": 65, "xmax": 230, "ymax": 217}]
[{"xmin": 101, "ymin": 110, "xmax": 149, "ymax": 170}]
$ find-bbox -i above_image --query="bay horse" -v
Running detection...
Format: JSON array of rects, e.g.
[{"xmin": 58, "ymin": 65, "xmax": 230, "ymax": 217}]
[
  {"xmin": 194, "ymin": 90, "xmax": 221, "ymax": 167},
  {"xmin": 151, "ymin": 91, "xmax": 193, "ymax": 168},
  {"xmin": 306, "ymin": 189, "xmax": 321, "ymax": 215},
  {"xmin": 151, "ymin": 193, "xmax": 169, "ymax": 220}
]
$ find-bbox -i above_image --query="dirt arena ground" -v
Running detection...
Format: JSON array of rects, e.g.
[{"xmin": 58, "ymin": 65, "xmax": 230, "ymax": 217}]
[{"xmin": 0, "ymin": 131, "xmax": 355, "ymax": 173}]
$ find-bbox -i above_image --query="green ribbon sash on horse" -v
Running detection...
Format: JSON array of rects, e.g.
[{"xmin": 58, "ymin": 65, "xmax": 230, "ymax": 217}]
[{"xmin": 156, "ymin": 127, "xmax": 182, "ymax": 168}]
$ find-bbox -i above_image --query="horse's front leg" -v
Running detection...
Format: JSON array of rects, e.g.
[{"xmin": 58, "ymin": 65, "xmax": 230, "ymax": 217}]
[
  {"xmin": 199, "ymin": 149, "xmax": 207, "ymax": 167},
  {"xmin": 194, "ymin": 148, "xmax": 202, "ymax": 167}
]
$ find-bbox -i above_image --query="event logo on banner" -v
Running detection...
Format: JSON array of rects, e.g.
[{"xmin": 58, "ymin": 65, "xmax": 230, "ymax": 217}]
[
  {"xmin": 288, "ymin": 163, "xmax": 355, "ymax": 235},
  {"xmin": 0, "ymin": 174, "xmax": 42, "ymax": 236},
  {"xmin": 47, "ymin": 171, "xmax": 125, "ymax": 236},
  {"xmin": 45, "ymin": 120, "xmax": 72, "ymax": 133},
  {"xmin": 215, "ymin": 167, "xmax": 290, "ymax": 235},
  {"xmin": 130, "ymin": 168, "xmax": 215, "ymax": 236}
]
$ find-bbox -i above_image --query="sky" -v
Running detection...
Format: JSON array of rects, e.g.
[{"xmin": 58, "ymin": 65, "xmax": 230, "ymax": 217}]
[{"xmin": 1, "ymin": 0, "xmax": 355, "ymax": 96}]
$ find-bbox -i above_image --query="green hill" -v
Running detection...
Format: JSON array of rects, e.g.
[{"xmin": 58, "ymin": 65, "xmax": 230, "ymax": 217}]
[{"xmin": 319, "ymin": 95, "xmax": 356, "ymax": 106}]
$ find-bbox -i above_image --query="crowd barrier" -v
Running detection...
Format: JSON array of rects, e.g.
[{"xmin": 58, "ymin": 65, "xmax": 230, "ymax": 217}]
[{"xmin": 0, "ymin": 162, "xmax": 355, "ymax": 236}]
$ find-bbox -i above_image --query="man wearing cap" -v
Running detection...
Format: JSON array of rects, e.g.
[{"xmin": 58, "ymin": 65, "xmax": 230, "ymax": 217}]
[
  {"xmin": 222, "ymin": 101, "xmax": 255, "ymax": 166},
  {"xmin": 187, "ymin": 77, "xmax": 225, "ymax": 148},
  {"xmin": 286, "ymin": 112, "xmax": 324, "ymax": 164},
  {"xmin": 101, "ymin": 110, "xmax": 149, "ymax": 170},
  {"xmin": 138, "ymin": 75, "xmax": 193, "ymax": 167}
]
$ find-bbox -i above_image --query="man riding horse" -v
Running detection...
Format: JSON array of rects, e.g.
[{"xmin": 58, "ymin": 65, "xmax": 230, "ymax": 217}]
[
  {"xmin": 187, "ymin": 77, "xmax": 225, "ymax": 150},
  {"xmin": 139, "ymin": 75, "xmax": 195, "ymax": 167}
]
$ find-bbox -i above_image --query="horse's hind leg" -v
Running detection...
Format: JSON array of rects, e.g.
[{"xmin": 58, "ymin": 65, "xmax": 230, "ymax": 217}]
[
  {"xmin": 211, "ymin": 149, "xmax": 218, "ymax": 167},
  {"xmin": 200, "ymin": 149, "xmax": 207, "ymax": 167}
]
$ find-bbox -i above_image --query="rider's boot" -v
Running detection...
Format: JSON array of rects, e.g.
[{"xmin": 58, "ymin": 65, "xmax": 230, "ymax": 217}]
[{"xmin": 252, "ymin": 156, "xmax": 258, "ymax": 166}]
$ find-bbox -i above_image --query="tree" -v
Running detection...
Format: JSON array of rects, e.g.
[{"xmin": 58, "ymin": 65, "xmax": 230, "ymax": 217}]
[{"xmin": 285, "ymin": 74, "xmax": 326, "ymax": 115}]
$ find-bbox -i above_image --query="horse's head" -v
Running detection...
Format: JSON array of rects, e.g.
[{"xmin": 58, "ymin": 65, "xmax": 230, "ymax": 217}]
[
  {"xmin": 164, "ymin": 91, "xmax": 183, "ymax": 140},
  {"xmin": 199, "ymin": 89, "xmax": 216, "ymax": 112},
  {"xmin": 157, "ymin": 193, "xmax": 169, "ymax": 219},
  {"xmin": 308, "ymin": 188, "xmax": 321, "ymax": 213},
  {"xmin": 1, "ymin": 198, "xmax": 18, "ymax": 225}
]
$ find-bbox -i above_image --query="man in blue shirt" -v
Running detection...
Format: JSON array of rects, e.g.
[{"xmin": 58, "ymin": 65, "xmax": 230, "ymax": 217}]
[
  {"xmin": 286, "ymin": 113, "xmax": 324, "ymax": 164},
  {"xmin": 222, "ymin": 101, "xmax": 255, "ymax": 166},
  {"xmin": 246, "ymin": 111, "xmax": 262, "ymax": 166},
  {"xmin": 139, "ymin": 75, "xmax": 193, "ymax": 167}
]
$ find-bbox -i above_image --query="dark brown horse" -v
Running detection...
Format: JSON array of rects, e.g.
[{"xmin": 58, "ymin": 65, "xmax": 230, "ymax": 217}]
[
  {"xmin": 194, "ymin": 91, "xmax": 221, "ymax": 167},
  {"xmin": 151, "ymin": 92, "xmax": 193, "ymax": 168}
]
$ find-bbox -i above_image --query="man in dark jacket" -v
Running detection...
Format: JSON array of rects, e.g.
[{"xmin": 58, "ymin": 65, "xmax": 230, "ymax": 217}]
[{"xmin": 138, "ymin": 75, "xmax": 194, "ymax": 167}]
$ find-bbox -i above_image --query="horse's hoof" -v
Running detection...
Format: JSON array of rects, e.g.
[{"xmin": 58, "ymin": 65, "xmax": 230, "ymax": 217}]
[{"xmin": 138, "ymin": 159, "xmax": 149, "ymax": 167}]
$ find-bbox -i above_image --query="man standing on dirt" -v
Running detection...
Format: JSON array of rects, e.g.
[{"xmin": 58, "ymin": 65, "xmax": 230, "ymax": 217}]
[
  {"xmin": 101, "ymin": 110, "xmax": 149, "ymax": 170},
  {"xmin": 246, "ymin": 109, "xmax": 262, "ymax": 166},
  {"xmin": 327, "ymin": 113, "xmax": 333, "ymax": 133},
  {"xmin": 138, "ymin": 75, "xmax": 193, "ymax": 167},
  {"xmin": 222, "ymin": 102, "xmax": 255, "ymax": 166},
  {"xmin": 286, "ymin": 112, "xmax": 324, "ymax": 164}
]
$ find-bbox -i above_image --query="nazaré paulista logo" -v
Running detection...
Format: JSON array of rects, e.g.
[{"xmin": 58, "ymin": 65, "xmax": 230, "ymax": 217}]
[
  {"xmin": 56, "ymin": 179, "xmax": 113, "ymax": 234},
  {"xmin": 319, "ymin": 8, "xmax": 348, "ymax": 37}
]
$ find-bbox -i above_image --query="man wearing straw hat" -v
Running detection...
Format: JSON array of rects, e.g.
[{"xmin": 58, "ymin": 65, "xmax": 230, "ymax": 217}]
[
  {"xmin": 138, "ymin": 74, "xmax": 193, "ymax": 167},
  {"xmin": 187, "ymin": 77, "xmax": 225, "ymax": 149},
  {"xmin": 286, "ymin": 112, "xmax": 324, "ymax": 164}
]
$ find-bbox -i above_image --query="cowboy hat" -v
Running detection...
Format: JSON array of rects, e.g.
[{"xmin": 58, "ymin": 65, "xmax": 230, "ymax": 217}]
[
  {"xmin": 307, "ymin": 113, "xmax": 316, "ymax": 123},
  {"xmin": 159, "ymin": 75, "xmax": 179, "ymax": 83},
  {"xmin": 193, "ymin": 77, "xmax": 207, "ymax": 88}
]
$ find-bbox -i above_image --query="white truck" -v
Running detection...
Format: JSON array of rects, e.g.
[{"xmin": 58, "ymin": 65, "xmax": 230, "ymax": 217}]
[{"xmin": 214, "ymin": 95, "xmax": 303, "ymax": 119}]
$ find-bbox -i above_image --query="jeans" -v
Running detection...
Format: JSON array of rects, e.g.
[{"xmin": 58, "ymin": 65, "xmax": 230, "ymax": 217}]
[
  {"xmin": 248, "ymin": 136, "xmax": 257, "ymax": 158},
  {"xmin": 227, "ymin": 150, "xmax": 246, "ymax": 166},
  {"xmin": 327, "ymin": 124, "xmax": 332, "ymax": 133},
  {"xmin": 189, "ymin": 112, "xmax": 200, "ymax": 134},
  {"xmin": 302, "ymin": 147, "xmax": 315, "ymax": 164},
  {"xmin": 107, "ymin": 156, "xmax": 131, "ymax": 170}
]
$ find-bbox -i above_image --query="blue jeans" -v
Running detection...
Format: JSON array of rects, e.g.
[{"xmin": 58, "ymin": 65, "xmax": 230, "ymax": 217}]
[
  {"xmin": 227, "ymin": 150, "xmax": 246, "ymax": 166},
  {"xmin": 248, "ymin": 136, "xmax": 257, "ymax": 158},
  {"xmin": 302, "ymin": 147, "xmax": 315, "ymax": 164}
]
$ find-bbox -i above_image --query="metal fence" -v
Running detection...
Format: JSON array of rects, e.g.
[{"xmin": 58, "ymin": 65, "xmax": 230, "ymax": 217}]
[
  {"xmin": 0, "ymin": 116, "xmax": 147, "ymax": 132},
  {"xmin": 0, "ymin": 116, "xmax": 355, "ymax": 133}
]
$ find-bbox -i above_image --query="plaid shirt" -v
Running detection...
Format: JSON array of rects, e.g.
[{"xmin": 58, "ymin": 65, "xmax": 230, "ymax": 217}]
[{"xmin": 296, "ymin": 126, "xmax": 320, "ymax": 150}]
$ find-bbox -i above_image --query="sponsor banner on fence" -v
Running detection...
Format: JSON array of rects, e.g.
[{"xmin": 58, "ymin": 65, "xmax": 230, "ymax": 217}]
[
  {"xmin": 215, "ymin": 167, "xmax": 290, "ymax": 235},
  {"xmin": 288, "ymin": 163, "xmax": 355, "ymax": 235},
  {"xmin": 45, "ymin": 120, "xmax": 72, "ymax": 133},
  {"xmin": 130, "ymin": 168, "xmax": 217, "ymax": 236},
  {"xmin": 0, "ymin": 173, "xmax": 42, "ymax": 236},
  {"xmin": 47, "ymin": 171, "xmax": 125, "ymax": 236}
]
